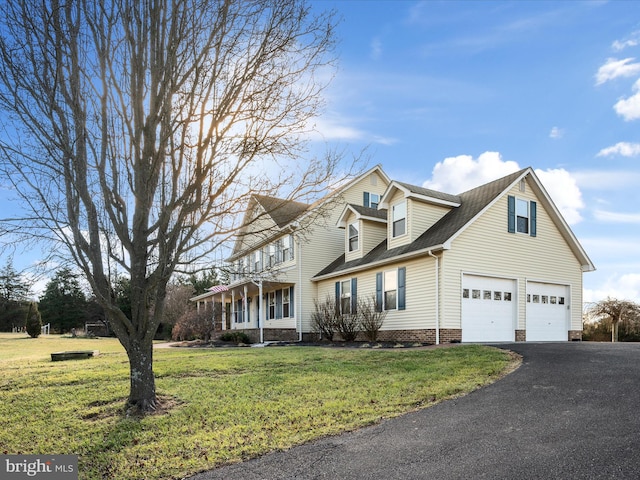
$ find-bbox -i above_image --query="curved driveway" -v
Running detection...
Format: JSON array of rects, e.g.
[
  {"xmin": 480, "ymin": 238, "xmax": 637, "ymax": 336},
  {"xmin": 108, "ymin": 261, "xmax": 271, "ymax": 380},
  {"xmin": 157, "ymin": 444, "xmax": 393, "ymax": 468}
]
[{"xmin": 190, "ymin": 343, "xmax": 640, "ymax": 479}]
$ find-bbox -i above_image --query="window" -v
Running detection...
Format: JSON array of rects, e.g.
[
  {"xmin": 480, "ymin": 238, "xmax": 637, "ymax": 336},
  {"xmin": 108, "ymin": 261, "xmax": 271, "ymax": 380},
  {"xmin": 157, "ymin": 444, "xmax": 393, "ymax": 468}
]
[
  {"xmin": 392, "ymin": 201, "xmax": 406, "ymax": 237},
  {"xmin": 348, "ymin": 222, "xmax": 359, "ymax": 252},
  {"xmin": 376, "ymin": 268, "xmax": 406, "ymax": 311},
  {"xmin": 341, "ymin": 280, "xmax": 352, "ymax": 314},
  {"xmin": 384, "ymin": 270, "xmax": 397, "ymax": 310},
  {"xmin": 283, "ymin": 288, "xmax": 290, "ymax": 318},
  {"xmin": 267, "ymin": 244, "xmax": 276, "ymax": 267},
  {"xmin": 268, "ymin": 292, "xmax": 276, "ymax": 319},
  {"xmin": 253, "ymin": 251, "xmax": 262, "ymax": 272},
  {"xmin": 508, "ymin": 195, "xmax": 537, "ymax": 237},
  {"xmin": 363, "ymin": 192, "xmax": 380, "ymax": 208},
  {"xmin": 516, "ymin": 199, "xmax": 529, "ymax": 234},
  {"xmin": 282, "ymin": 235, "xmax": 293, "ymax": 261},
  {"xmin": 336, "ymin": 279, "xmax": 357, "ymax": 315}
]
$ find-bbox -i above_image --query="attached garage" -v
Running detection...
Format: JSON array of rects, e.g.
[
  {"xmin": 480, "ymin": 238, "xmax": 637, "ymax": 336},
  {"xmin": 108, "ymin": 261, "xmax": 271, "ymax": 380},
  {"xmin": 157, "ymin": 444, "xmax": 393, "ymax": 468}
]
[
  {"xmin": 461, "ymin": 274, "xmax": 516, "ymax": 342},
  {"xmin": 526, "ymin": 282, "xmax": 569, "ymax": 341}
]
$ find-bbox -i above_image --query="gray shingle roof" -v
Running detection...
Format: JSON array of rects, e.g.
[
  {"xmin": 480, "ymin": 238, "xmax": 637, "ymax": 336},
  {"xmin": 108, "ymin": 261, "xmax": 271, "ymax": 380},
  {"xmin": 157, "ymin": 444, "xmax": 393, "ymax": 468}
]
[
  {"xmin": 314, "ymin": 169, "xmax": 527, "ymax": 278},
  {"xmin": 347, "ymin": 204, "xmax": 388, "ymax": 220},
  {"xmin": 395, "ymin": 181, "xmax": 462, "ymax": 204},
  {"xmin": 253, "ymin": 195, "xmax": 309, "ymax": 228}
]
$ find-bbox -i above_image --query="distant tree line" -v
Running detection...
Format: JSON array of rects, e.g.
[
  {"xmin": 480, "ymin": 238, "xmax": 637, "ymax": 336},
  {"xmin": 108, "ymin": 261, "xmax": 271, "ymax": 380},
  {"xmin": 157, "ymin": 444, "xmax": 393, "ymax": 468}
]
[
  {"xmin": 0, "ymin": 259, "xmax": 219, "ymax": 338},
  {"xmin": 584, "ymin": 298, "xmax": 640, "ymax": 342}
]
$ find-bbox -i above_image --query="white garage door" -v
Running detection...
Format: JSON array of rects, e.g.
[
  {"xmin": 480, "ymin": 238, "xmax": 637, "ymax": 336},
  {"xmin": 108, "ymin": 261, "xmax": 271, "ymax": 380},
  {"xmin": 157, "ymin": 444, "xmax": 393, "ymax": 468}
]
[
  {"xmin": 526, "ymin": 282, "xmax": 568, "ymax": 341},
  {"xmin": 461, "ymin": 275, "xmax": 516, "ymax": 342}
]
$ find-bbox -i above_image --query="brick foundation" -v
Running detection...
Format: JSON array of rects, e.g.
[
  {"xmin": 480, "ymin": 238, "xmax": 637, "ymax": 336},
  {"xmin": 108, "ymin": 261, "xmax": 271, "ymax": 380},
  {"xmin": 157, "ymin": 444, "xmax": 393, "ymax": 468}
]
[
  {"xmin": 568, "ymin": 330, "xmax": 582, "ymax": 341},
  {"xmin": 515, "ymin": 330, "xmax": 526, "ymax": 342},
  {"xmin": 302, "ymin": 329, "xmax": 462, "ymax": 344}
]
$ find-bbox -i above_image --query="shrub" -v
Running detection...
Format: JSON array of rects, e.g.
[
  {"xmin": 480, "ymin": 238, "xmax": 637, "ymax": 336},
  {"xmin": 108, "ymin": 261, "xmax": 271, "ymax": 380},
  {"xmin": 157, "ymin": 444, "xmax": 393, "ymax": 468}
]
[
  {"xmin": 336, "ymin": 313, "xmax": 359, "ymax": 342},
  {"xmin": 25, "ymin": 302, "xmax": 42, "ymax": 338},
  {"xmin": 311, "ymin": 296, "xmax": 338, "ymax": 341},
  {"xmin": 171, "ymin": 308, "xmax": 214, "ymax": 341},
  {"xmin": 219, "ymin": 331, "xmax": 251, "ymax": 344},
  {"xmin": 358, "ymin": 296, "xmax": 387, "ymax": 342}
]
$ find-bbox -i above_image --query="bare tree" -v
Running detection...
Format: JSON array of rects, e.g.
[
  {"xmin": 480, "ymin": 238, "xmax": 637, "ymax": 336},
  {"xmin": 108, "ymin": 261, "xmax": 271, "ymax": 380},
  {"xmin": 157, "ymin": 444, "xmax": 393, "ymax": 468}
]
[
  {"xmin": 0, "ymin": 0, "xmax": 349, "ymax": 413},
  {"xmin": 587, "ymin": 298, "xmax": 640, "ymax": 342}
]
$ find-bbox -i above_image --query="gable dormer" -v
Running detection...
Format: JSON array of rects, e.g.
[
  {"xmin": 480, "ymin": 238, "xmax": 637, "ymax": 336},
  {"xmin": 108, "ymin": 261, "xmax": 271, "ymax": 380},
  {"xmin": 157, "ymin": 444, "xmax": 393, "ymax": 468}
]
[
  {"xmin": 337, "ymin": 204, "xmax": 387, "ymax": 262},
  {"xmin": 380, "ymin": 181, "xmax": 461, "ymax": 250}
]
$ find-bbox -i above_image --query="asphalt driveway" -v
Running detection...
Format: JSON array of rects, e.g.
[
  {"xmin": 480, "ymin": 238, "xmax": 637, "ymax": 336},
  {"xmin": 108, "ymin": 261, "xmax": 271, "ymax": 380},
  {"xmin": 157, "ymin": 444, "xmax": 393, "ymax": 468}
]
[{"xmin": 189, "ymin": 343, "xmax": 640, "ymax": 479}]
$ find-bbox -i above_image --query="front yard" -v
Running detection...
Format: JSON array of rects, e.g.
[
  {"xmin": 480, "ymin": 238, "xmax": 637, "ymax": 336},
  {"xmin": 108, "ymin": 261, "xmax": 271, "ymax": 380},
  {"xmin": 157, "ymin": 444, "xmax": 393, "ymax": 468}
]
[{"xmin": 0, "ymin": 333, "xmax": 518, "ymax": 479}]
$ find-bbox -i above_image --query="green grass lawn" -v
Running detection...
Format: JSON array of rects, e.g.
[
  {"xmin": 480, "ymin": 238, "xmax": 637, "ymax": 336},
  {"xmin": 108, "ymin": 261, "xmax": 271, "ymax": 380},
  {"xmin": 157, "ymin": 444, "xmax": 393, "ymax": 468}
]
[{"xmin": 0, "ymin": 333, "xmax": 518, "ymax": 480}]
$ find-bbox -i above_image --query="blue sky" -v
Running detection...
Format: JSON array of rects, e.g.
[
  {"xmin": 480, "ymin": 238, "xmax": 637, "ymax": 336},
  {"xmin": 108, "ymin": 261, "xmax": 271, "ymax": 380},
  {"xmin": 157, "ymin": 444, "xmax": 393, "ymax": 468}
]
[
  {"xmin": 308, "ymin": 0, "xmax": 640, "ymax": 303},
  {"xmin": 2, "ymin": 1, "xmax": 640, "ymax": 305}
]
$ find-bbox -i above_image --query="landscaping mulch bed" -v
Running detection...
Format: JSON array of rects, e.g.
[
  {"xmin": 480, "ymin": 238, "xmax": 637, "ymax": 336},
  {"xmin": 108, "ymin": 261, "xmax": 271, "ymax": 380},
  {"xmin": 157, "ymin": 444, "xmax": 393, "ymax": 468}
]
[{"xmin": 168, "ymin": 339, "xmax": 462, "ymax": 349}]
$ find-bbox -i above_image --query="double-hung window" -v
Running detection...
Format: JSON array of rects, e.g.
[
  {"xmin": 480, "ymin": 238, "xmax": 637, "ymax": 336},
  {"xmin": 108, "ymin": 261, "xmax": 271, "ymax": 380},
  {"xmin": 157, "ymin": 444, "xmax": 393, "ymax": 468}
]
[
  {"xmin": 508, "ymin": 195, "xmax": 537, "ymax": 237},
  {"xmin": 335, "ymin": 279, "xmax": 357, "ymax": 315},
  {"xmin": 376, "ymin": 267, "xmax": 406, "ymax": 311},
  {"xmin": 253, "ymin": 251, "xmax": 262, "ymax": 273},
  {"xmin": 363, "ymin": 192, "xmax": 380, "ymax": 209},
  {"xmin": 392, "ymin": 201, "xmax": 406, "ymax": 237},
  {"xmin": 348, "ymin": 222, "xmax": 359, "ymax": 252},
  {"xmin": 282, "ymin": 235, "xmax": 293, "ymax": 261}
]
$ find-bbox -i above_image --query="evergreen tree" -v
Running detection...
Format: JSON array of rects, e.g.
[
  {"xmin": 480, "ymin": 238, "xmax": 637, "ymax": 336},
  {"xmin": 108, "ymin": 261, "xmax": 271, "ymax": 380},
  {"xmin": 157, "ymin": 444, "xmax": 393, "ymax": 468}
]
[
  {"xmin": 0, "ymin": 259, "xmax": 32, "ymax": 331},
  {"xmin": 25, "ymin": 302, "xmax": 42, "ymax": 338},
  {"xmin": 39, "ymin": 268, "xmax": 88, "ymax": 333}
]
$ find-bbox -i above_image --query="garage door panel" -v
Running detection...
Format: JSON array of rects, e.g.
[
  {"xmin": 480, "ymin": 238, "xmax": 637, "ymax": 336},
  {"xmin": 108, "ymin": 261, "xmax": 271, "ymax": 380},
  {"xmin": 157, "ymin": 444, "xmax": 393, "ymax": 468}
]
[
  {"xmin": 526, "ymin": 282, "xmax": 568, "ymax": 341},
  {"xmin": 462, "ymin": 275, "xmax": 515, "ymax": 342}
]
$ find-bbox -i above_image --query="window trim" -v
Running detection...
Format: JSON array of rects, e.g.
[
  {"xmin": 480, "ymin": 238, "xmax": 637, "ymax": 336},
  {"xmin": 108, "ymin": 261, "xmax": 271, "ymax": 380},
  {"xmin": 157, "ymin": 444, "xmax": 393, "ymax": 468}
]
[
  {"xmin": 392, "ymin": 201, "xmax": 407, "ymax": 238},
  {"xmin": 348, "ymin": 222, "xmax": 359, "ymax": 252}
]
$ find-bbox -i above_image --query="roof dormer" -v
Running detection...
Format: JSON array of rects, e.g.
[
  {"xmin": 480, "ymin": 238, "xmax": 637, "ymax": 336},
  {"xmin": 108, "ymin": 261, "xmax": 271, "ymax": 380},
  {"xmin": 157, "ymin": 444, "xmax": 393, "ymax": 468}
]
[
  {"xmin": 380, "ymin": 181, "xmax": 461, "ymax": 249},
  {"xmin": 337, "ymin": 204, "xmax": 387, "ymax": 261}
]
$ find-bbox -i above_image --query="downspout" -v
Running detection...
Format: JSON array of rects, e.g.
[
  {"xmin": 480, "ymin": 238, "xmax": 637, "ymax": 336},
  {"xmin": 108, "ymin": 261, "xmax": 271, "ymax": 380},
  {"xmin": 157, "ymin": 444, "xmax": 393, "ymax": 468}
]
[
  {"xmin": 297, "ymin": 237, "xmax": 303, "ymax": 342},
  {"xmin": 428, "ymin": 250, "xmax": 440, "ymax": 345}
]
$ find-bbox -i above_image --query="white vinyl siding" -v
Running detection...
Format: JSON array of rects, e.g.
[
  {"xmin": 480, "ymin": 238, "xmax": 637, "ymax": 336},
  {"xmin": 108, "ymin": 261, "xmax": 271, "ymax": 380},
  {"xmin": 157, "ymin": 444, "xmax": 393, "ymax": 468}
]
[
  {"xmin": 409, "ymin": 201, "xmax": 452, "ymax": 243},
  {"xmin": 442, "ymin": 178, "xmax": 583, "ymax": 333}
]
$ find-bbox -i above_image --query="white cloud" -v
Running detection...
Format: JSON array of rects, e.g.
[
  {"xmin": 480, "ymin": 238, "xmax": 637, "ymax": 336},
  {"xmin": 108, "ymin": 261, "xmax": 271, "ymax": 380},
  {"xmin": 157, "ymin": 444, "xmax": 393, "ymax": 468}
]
[
  {"xmin": 596, "ymin": 141, "xmax": 640, "ymax": 157},
  {"xmin": 370, "ymin": 37, "xmax": 382, "ymax": 60},
  {"xmin": 595, "ymin": 57, "xmax": 640, "ymax": 85},
  {"xmin": 549, "ymin": 126, "xmax": 564, "ymax": 139},
  {"xmin": 612, "ymin": 31, "xmax": 640, "ymax": 52},
  {"xmin": 584, "ymin": 273, "xmax": 640, "ymax": 303},
  {"xmin": 613, "ymin": 79, "xmax": 640, "ymax": 121},
  {"xmin": 534, "ymin": 168, "xmax": 584, "ymax": 225},
  {"xmin": 573, "ymin": 169, "xmax": 640, "ymax": 190},
  {"xmin": 422, "ymin": 152, "xmax": 584, "ymax": 224},
  {"xmin": 310, "ymin": 116, "xmax": 396, "ymax": 145},
  {"xmin": 593, "ymin": 209, "xmax": 640, "ymax": 224},
  {"xmin": 423, "ymin": 151, "xmax": 520, "ymax": 193}
]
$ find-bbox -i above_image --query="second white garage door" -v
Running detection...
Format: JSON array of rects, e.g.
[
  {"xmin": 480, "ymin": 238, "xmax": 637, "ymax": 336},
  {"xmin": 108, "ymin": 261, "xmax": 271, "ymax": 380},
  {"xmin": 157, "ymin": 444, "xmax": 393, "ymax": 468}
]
[
  {"xmin": 526, "ymin": 282, "xmax": 569, "ymax": 341},
  {"xmin": 461, "ymin": 275, "xmax": 516, "ymax": 342}
]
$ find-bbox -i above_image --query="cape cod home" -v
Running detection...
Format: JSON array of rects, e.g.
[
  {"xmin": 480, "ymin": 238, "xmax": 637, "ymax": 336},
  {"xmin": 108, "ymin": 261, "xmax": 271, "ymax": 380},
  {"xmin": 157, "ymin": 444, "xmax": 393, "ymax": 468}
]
[{"xmin": 192, "ymin": 165, "xmax": 594, "ymax": 343}]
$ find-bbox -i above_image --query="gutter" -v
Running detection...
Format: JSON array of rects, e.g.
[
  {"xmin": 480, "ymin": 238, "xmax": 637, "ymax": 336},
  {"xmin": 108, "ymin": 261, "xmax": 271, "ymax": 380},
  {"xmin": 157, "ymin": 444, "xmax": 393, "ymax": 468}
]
[{"xmin": 428, "ymin": 250, "xmax": 440, "ymax": 345}]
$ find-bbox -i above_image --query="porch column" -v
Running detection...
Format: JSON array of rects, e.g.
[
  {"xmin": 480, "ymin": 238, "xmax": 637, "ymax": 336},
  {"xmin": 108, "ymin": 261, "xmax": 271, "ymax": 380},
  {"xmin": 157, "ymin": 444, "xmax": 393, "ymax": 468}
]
[
  {"xmin": 231, "ymin": 291, "xmax": 236, "ymax": 329},
  {"xmin": 221, "ymin": 293, "xmax": 227, "ymax": 330},
  {"xmin": 243, "ymin": 285, "xmax": 249, "ymax": 327},
  {"xmin": 259, "ymin": 281, "xmax": 264, "ymax": 343}
]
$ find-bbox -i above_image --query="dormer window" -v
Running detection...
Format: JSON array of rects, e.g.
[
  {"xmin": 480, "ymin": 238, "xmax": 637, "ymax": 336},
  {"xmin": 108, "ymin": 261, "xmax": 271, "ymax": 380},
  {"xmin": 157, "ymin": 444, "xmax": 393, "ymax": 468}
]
[
  {"xmin": 392, "ymin": 201, "xmax": 406, "ymax": 237},
  {"xmin": 348, "ymin": 222, "xmax": 359, "ymax": 252}
]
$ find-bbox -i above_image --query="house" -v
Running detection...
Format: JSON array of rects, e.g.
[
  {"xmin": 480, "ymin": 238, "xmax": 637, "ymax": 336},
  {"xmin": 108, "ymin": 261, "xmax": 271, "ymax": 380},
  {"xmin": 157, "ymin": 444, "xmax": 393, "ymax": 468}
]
[
  {"xmin": 191, "ymin": 165, "xmax": 391, "ymax": 342},
  {"xmin": 192, "ymin": 165, "xmax": 594, "ymax": 343}
]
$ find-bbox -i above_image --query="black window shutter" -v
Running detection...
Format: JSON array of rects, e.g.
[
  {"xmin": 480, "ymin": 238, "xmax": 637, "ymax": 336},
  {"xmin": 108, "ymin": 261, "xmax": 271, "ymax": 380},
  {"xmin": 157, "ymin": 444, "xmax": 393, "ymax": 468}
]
[
  {"xmin": 375, "ymin": 273, "xmax": 383, "ymax": 312},
  {"xmin": 398, "ymin": 267, "xmax": 406, "ymax": 310},
  {"xmin": 530, "ymin": 201, "xmax": 537, "ymax": 237},
  {"xmin": 507, "ymin": 195, "xmax": 516, "ymax": 233}
]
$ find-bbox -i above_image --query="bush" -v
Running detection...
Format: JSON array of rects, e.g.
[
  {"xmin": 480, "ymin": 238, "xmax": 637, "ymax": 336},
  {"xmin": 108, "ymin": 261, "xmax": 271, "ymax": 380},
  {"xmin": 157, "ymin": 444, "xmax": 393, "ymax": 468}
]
[
  {"xmin": 358, "ymin": 296, "xmax": 387, "ymax": 342},
  {"xmin": 171, "ymin": 308, "xmax": 214, "ymax": 341},
  {"xmin": 336, "ymin": 313, "xmax": 359, "ymax": 342},
  {"xmin": 311, "ymin": 296, "xmax": 338, "ymax": 341},
  {"xmin": 219, "ymin": 331, "xmax": 251, "ymax": 344},
  {"xmin": 25, "ymin": 302, "xmax": 42, "ymax": 338}
]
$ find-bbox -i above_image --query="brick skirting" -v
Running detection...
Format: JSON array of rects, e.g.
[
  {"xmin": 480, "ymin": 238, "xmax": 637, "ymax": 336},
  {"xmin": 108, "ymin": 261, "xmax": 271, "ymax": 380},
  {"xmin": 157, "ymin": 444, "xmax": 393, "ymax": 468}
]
[
  {"xmin": 568, "ymin": 330, "xmax": 582, "ymax": 341},
  {"xmin": 515, "ymin": 330, "xmax": 526, "ymax": 342}
]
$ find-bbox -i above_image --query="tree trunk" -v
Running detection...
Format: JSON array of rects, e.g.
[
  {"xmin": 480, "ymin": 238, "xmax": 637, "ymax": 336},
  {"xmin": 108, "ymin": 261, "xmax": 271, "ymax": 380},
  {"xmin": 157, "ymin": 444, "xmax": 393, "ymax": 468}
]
[
  {"xmin": 612, "ymin": 320, "xmax": 619, "ymax": 343},
  {"xmin": 125, "ymin": 338, "xmax": 157, "ymax": 413}
]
